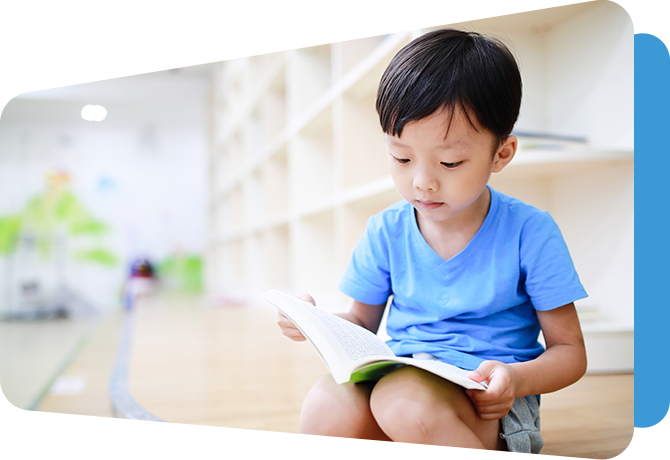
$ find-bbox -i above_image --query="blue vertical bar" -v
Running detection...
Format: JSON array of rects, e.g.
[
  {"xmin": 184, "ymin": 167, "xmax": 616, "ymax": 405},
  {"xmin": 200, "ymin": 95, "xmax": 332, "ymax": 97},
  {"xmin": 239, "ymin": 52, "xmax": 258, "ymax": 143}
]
[{"xmin": 634, "ymin": 33, "xmax": 670, "ymax": 428}]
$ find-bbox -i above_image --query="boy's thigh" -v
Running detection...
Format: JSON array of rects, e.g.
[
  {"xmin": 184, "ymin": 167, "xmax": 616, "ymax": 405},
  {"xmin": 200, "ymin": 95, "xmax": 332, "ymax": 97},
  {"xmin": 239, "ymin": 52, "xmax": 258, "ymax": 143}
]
[
  {"xmin": 369, "ymin": 366, "xmax": 503, "ymax": 449},
  {"xmin": 300, "ymin": 374, "xmax": 389, "ymax": 440},
  {"xmin": 304, "ymin": 373, "xmax": 375, "ymax": 408}
]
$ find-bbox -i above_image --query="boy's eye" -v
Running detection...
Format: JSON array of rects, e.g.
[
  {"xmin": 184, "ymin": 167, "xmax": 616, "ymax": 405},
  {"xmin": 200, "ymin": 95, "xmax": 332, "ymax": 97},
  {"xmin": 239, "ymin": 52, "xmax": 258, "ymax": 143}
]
[
  {"xmin": 441, "ymin": 161, "xmax": 463, "ymax": 169},
  {"xmin": 392, "ymin": 156, "xmax": 410, "ymax": 164}
]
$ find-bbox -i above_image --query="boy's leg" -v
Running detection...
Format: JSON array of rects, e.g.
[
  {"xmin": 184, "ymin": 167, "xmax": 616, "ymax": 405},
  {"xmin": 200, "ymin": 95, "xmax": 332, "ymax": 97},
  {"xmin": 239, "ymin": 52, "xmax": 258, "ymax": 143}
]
[
  {"xmin": 369, "ymin": 366, "xmax": 505, "ymax": 449},
  {"xmin": 300, "ymin": 374, "xmax": 391, "ymax": 440}
]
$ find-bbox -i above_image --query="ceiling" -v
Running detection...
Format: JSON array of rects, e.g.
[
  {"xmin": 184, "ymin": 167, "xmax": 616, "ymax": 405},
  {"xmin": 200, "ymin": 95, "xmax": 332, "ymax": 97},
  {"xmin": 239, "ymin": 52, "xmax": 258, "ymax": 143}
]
[{"xmin": 0, "ymin": 0, "xmax": 233, "ymax": 122}]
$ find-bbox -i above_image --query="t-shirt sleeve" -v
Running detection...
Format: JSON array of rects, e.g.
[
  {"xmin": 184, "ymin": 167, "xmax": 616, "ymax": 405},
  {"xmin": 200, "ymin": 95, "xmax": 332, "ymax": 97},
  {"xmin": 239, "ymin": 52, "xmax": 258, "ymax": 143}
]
[
  {"xmin": 520, "ymin": 211, "xmax": 588, "ymax": 311},
  {"xmin": 338, "ymin": 215, "xmax": 392, "ymax": 306}
]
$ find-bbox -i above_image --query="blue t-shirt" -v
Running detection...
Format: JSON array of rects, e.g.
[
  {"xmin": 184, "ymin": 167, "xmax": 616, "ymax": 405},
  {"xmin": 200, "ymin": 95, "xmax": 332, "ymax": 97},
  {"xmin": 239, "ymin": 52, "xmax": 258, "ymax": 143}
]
[{"xmin": 338, "ymin": 186, "xmax": 588, "ymax": 371}]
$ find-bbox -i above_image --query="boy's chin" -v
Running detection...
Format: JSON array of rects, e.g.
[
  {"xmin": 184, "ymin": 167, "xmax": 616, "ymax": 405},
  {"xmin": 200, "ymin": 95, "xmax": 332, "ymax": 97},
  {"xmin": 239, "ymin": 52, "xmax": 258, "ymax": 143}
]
[{"xmin": 413, "ymin": 206, "xmax": 451, "ymax": 222}]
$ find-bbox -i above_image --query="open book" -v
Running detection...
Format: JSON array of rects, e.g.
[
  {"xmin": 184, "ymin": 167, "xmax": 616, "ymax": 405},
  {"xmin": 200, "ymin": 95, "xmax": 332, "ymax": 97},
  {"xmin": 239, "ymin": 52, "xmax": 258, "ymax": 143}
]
[{"xmin": 262, "ymin": 289, "xmax": 486, "ymax": 390}]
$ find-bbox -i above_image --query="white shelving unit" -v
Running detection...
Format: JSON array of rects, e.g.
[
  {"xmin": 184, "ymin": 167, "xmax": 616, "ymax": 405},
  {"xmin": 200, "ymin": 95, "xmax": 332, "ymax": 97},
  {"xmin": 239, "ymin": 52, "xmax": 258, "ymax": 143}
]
[{"xmin": 206, "ymin": 1, "xmax": 634, "ymax": 372}]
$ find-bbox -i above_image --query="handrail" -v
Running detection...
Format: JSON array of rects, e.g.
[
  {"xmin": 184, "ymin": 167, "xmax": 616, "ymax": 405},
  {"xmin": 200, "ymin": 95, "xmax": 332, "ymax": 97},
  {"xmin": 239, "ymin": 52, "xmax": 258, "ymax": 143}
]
[{"xmin": 109, "ymin": 310, "xmax": 290, "ymax": 460}]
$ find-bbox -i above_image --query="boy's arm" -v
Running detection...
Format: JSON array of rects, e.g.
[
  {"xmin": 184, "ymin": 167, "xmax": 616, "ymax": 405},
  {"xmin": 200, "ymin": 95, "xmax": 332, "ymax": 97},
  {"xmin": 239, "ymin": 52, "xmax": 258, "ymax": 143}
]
[
  {"xmin": 466, "ymin": 302, "xmax": 587, "ymax": 420},
  {"xmin": 337, "ymin": 299, "xmax": 387, "ymax": 334}
]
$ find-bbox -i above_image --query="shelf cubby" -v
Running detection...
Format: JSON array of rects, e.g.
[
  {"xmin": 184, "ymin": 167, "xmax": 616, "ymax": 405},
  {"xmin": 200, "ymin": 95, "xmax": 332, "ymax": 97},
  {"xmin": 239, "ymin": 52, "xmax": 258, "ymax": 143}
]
[
  {"xmin": 227, "ymin": 185, "xmax": 244, "ymax": 235},
  {"xmin": 241, "ymin": 169, "xmax": 264, "ymax": 230},
  {"xmin": 227, "ymin": 132, "xmax": 244, "ymax": 178},
  {"xmin": 262, "ymin": 224, "xmax": 291, "ymax": 292},
  {"xmin": 258, "ymin": 73, "xmax": 287, "ymax": 146},
  {"xmin": 261, "ymin": 147, "xmax": 289, "ymax": 220},
  {"xmin": 218, "ymin": 240, "xmax": 243, "ymax": 291},
  {"xmin": 288, "ymin": 106, "xmax": 334, "ymax": 212},
  {"xmin": 340, "ymin": 92, "xmax": 387, "ymax": 191},
  {"xmin": 241, "ymin": 107, "xmax": 263, "ymax": 165},
  {"xmin": 339, "ymin": 188, "xmax": 401, "ymax": 264},
  {"xmin": 290, "ymin": 209, "xmax": 336, "ymax": 306},
  {"xmin": 212, "ymin": 147, "xmax": 232, "ymax": 199},
  {"xmin": 241, "ymin": 232, "xmax": 265, "ymax": 292}
]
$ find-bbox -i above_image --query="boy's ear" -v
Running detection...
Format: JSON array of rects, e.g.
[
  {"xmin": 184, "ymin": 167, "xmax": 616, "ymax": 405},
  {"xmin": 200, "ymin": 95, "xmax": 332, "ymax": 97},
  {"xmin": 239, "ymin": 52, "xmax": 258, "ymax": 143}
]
[{"xmin": 492, "ymin": 135, "xmax": 517, "ymax": 173}]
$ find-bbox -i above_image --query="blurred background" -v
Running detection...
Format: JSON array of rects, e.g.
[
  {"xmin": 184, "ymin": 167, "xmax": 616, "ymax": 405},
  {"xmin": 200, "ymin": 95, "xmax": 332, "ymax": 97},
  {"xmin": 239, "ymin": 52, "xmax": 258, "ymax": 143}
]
[
  {"xmin": 0, "ymin": 64, "xmax": 212, "ymax": 409},
  {"xmin": 0, "ymin": 65, "xmax": 212, "ymax": 307}
]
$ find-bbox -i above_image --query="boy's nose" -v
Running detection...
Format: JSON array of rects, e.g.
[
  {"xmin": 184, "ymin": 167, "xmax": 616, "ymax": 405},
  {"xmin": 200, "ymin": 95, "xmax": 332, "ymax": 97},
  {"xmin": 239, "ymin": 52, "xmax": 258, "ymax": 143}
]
[{"xmin": 413, "ymin": 170, "xmax": 439, "ymax": 192}]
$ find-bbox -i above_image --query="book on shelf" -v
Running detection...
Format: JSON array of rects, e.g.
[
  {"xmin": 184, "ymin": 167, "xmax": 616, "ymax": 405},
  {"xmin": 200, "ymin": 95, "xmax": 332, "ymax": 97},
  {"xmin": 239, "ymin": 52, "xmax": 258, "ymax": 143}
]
[{"xmin": 262, "ymin": 289, "xmax": 486, "ymax": 390}]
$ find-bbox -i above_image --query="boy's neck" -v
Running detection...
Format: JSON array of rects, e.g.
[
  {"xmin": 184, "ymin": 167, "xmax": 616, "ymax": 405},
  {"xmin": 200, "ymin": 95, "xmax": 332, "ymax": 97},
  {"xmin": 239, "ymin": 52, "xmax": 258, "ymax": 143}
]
[{"xmin": 415, "ymin": 187, "xmax": 491, "ymax": 261}]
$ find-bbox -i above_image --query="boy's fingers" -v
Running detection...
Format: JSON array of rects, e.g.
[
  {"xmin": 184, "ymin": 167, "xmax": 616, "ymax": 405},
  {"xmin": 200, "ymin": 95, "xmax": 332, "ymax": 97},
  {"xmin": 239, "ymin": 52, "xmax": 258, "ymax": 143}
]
[
  {"xmin": 472, "ymin": 400, "xmax": 513, "ymax": 411},
  {"xmin": 466, "ymin": 371, "xmax": 484, "ymax": 382},
  {"xmin": 276, "ymin": 312, "xmax": 306, "ymax": 340},
  {"xmin": 282, "ymin": 326, "xmax": 306, "ymax": 341},
  {"xmin": 469, "ymin": 392, "xmax": 498, "ymax": 404},
  {"xmin": 477, "ymin": 411, "xmax": 508, "ymax": 421},
  {"xmin": 296, "ymin": 292, "xmax": 316, "ymax": 306},
  {"xmin": 472, "ymin": 402, "xmax": 513, "ymax": 419},
  {"xmin": 288, "ymin": 331, "xmax": 306, "ymax": 341},
  {"xmin": 277, "ymin": 313, "xmax": 291, "ymax": 327},
  {"xmin": 470, "ymin": 360, "xmax": 497, "ymax": 379}
]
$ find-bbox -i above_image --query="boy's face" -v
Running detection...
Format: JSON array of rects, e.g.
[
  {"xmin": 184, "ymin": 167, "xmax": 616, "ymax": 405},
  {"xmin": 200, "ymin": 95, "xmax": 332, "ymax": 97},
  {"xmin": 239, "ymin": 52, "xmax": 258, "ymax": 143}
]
[{"xmin": 384, "ymin": 106, "xmax": 516, "ymax": 227}]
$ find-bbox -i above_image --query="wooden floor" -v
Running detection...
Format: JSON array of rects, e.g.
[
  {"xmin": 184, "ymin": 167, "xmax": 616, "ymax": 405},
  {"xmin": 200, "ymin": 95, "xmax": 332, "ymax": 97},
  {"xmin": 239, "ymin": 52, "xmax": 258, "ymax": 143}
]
[
  {"xmin": 0, "ymin": 314, "xmax": 99, "ymax": 410},
  {"xmin": 37, "ymin": 293, "xmax": 633, "ymax": 458},
  {"xmin": 5, "ymin": 314, "xmax": 122, "ymax": 460}
]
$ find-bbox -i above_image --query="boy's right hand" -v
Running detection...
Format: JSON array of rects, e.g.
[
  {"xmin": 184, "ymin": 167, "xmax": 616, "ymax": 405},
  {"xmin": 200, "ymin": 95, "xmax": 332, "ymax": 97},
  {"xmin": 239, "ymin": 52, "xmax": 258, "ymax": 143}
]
[{"xmin": 277, "ymin": 293, "xmax": 316, "ymax": 342}]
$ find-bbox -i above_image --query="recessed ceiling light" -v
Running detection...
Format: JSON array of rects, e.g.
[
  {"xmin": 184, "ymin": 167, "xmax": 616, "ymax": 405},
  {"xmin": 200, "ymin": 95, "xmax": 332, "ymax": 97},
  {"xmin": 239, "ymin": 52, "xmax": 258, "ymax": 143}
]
[
  {"xmin": 81, "ymin": 105, "xmax": 107, "ymax": 122},
  {"xmin": 0, "ymin": 44, "xmax": 12, "ymax": 61}
]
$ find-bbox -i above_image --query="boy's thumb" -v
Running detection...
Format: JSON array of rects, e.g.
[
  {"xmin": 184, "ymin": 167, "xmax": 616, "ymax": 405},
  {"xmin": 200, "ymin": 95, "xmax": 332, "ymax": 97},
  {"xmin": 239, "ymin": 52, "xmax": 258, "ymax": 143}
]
[
  {"xmin": 297, "ymin": 292, "xmax": 316, "ymax": 306},
  {"xmin": 466, "ymin": 370, "xmax": 485, "ymax": 382},
  {"xmin": 468, "ymin": 361, "xmax": 495, "ymax": 382}
]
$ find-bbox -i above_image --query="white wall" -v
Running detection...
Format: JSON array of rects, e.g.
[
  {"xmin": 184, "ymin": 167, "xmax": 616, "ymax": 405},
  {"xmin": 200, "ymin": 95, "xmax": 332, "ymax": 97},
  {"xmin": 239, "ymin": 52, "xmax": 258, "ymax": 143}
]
[{"xmin": 0, "ymin": 72, "xmax": 210, "ymax": 311}]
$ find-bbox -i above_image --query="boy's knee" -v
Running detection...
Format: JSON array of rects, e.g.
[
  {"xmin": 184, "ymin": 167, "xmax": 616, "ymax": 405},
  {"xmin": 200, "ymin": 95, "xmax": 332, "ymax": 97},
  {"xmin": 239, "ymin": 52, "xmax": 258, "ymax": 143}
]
[
  {"xmin": 369, "ymin": 367, "xmax": 464, "ymax": 443},
  {"xmin": 299, "ymin": 375, "xmax": 375, "ymax": 438}
]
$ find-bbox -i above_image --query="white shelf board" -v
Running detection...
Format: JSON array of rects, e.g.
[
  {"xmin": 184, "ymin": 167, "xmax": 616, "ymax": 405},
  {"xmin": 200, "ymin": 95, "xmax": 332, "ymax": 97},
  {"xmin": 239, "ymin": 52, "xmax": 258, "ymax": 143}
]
[
  {"xmin": 293, "ymin": 194, "xmax": 339, "ymax": 221},
  {"xmin": 217, "ymin": 131, "xmax": 289, "ymax": 198},
  {"xmin": 503, "ymin": 147, "xmax": 633, "ymax": 177},
  {"xmin": 248, "ymin": 49, "xmax": 286, "ymax": 113},
  {"xmin": 287, "ymin": 88, "xmax": 335, "ymax": 139},
  {"xmin": 513, "ymin": 147, "xmax": 633, "ymax": 166},
  {"xmin": 219, "ymin": 211, "xmax": 291, "ymax": 244},
  {"xmin": 580, "ymin": 319, "xmax": 634, "ymax": 334},
  {"xmin": 293, "ymin": 176, "xmax": 398, "ymax": 220},
  {"xmin": 341, "ymin": 175, "xmax": 396, "ymax": 205},
  {"xmin": 218, "ymin": 54, "xmax": 286, "ymax": 145}
]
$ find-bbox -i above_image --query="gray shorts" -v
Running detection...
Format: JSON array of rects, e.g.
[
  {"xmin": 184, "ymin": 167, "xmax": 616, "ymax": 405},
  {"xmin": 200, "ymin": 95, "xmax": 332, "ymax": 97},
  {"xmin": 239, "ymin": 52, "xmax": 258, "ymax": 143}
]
[
  {"xmin": 400, "ymin": 395, "xmax": 544, "ymax": 460},
  {"xmin": 500, "ymin": 395, "xmax": 543, "ymax": 453}
]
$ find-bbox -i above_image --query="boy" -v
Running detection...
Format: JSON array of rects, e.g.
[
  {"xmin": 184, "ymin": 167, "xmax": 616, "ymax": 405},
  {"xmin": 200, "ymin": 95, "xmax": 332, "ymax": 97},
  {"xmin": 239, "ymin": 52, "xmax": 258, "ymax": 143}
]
[{"xmin": 278, "ymin": 29, "xmax": 587, "ymax": 453}]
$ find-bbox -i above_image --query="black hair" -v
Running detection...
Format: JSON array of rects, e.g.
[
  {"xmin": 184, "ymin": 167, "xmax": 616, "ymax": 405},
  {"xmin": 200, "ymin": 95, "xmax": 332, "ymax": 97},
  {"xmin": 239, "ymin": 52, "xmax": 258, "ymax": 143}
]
[{"xmin": 376, "ymin": 29, "xmax": 522, "ymax": 146}]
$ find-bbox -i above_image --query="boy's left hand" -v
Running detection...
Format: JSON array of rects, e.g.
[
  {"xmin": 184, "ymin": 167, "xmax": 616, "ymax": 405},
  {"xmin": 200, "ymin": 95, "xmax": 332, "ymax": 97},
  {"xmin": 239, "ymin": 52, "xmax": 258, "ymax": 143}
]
[{"xmin": 465, "ymin": 361, "xmax": 517, "ymax": 420}]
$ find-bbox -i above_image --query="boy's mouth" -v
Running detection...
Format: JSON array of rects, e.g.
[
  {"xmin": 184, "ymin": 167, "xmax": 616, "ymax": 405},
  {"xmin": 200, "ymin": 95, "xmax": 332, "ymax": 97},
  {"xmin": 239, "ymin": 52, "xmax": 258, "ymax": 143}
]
[{"xmin": 416, "ymin": 200, "xmax": 444, "ymax": 210}]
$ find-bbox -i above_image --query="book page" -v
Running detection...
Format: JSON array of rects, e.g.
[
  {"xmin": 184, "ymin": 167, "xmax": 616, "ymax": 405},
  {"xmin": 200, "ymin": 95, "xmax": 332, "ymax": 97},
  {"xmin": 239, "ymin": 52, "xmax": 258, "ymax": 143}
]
[
  {"xmin": 263, "ymin": 290, "xmax": 485, "ymax": 389},
  {"xmin": 300, "ymin": 304, "xmax": 394, "ymax": 361},
  {"xmin": 391, "ymin": 356, "xmax": 487, "ymax": 390},
  {"xmin": 263, "ymin": 290, "xmax": 394, "ymax": 383}
]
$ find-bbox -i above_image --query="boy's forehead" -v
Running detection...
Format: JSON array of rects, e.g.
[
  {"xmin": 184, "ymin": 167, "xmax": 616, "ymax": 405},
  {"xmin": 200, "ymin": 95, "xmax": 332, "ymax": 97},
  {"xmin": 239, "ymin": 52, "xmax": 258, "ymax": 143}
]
[{"xmin": 395, "ymin": 107, "xmax": 483, "ymax": 141}]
